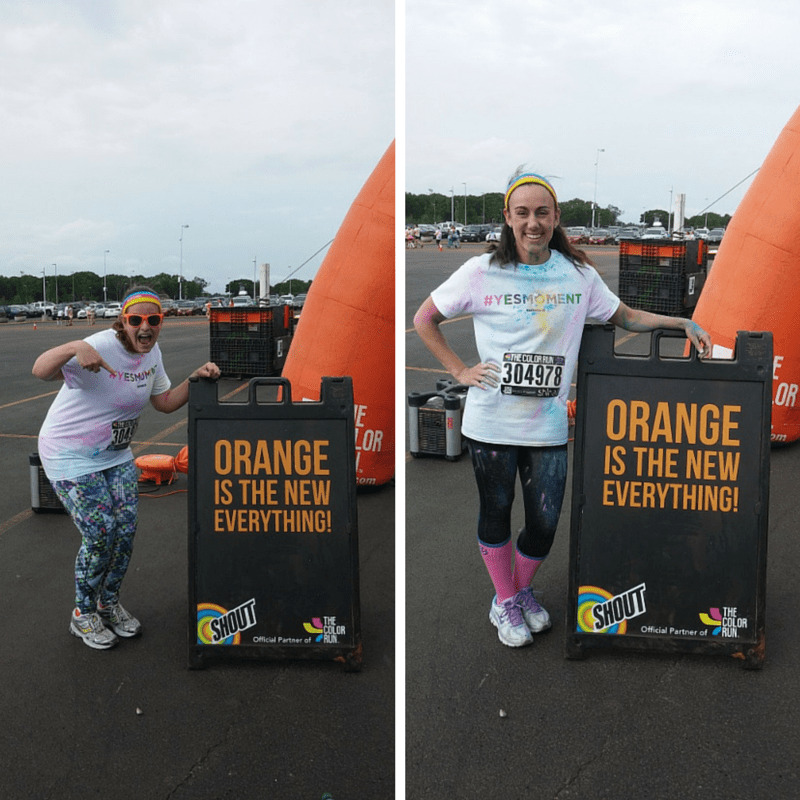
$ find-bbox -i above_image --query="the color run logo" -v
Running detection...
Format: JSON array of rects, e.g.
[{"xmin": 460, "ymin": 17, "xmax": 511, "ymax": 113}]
[
  {"xmin": 699, "ymin": 606, "xmax": 749, "ymax": 637},
  {"xmin": 303, "ymin": 616, "xmax": 347, "ymax": 643},
  {"xmin": 577, "ymin": 583, "xmax": 647, "ymax": 634},
  {"xmin": 197, "ymin": 599, "xmax": 257, "ymax": 645}
]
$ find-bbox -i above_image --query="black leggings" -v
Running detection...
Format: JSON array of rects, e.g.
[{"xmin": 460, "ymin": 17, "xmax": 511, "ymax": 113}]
[{"xmin": 466, "ymin": 438, "xmax": 568, "ymax": 559}]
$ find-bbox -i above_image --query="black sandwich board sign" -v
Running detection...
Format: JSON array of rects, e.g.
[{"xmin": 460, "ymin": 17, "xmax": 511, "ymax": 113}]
[
  {"xmin": 566, "ymin": 326, "xmax": 771, "ymax": 668},
  {"xmin": 188, "ymin": 376, "xmax": 361, "ymax": 670}
]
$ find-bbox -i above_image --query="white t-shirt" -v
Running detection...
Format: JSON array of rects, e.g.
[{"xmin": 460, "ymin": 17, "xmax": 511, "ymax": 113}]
[
  {"xmin": 38, "ymin": 329, "xmax": 171, "ymax": 481},
  {"xmin": 431, "ymin": 250, "xmax": 620, "ymax": 446}
]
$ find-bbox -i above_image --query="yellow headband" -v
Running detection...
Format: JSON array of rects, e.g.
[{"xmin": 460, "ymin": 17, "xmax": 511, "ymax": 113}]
[
  {"xmin": 504, "ymin": 173, "xmax": 558, "ymax": 209},
  {"xmin": 122, "ymin": 291, "xmax": 162, "ymax": 314}
]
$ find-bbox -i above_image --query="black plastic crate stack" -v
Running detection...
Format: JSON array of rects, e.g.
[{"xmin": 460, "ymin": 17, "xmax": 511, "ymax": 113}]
[
  {"xmin": 209, "ymin": 305, "xmax": 293, "ymax": 378},
  {"xmin": 618, "ymin": 239, "xmax": 707, "ymax": 316}
]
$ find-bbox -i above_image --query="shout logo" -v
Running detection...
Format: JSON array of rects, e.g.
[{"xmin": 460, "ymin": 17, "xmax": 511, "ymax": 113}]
[
  {"xmin": 577, "ymin": 583, "xmax": 647, "ymax": 634},
  {"xmin": 197, "ymin": 599, "xmax": 257, "ymax": 645}
]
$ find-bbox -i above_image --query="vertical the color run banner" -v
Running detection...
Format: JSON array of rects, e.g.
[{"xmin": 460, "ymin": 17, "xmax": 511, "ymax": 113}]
[
  {"xmin": 188, "ymin": 377, "xmax": 361, "ymax": 670},
  {"xmin": 566, "ymin": 326, "xmax": 771, "ymax": 668}
]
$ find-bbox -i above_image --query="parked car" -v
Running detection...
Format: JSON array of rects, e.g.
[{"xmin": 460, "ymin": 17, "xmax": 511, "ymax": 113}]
[
  {"xmin": 485, "ymin": 226, "xmax": 503, "ymax": 242},
  {"xmin": 707, "ymin": 228, "xmax": 726, "ymax": 243},
  {"xmin": 416, "ymin": 224, "xmax": 438, "ymax": 240},
  {"xmin": 31, "ymin": 301, "xmax": 56, "ymax": 317},
  {"xmin": 615, "ymin": 227, "xmax": 641, "ymax": 243},
  {"xmin": 174, "ymin": 300, "xmax": 196, "ymax": 316},
  {"xmin": 566, "ymin": 226, "xmax": 590, "ymax": 244},
  {"xmin": 459, "ymin": 225, "xmax": 485, "ymax": 243},
  {"xmin": 589, "ymin": 229, "xmax": 613, "ymax": 245},
  {"xmin": 8, "ymin": 304, "xmax": 28, "ymax": 320},
  {"xmin": 694, "ymin": 227, "xmax": 710, "ymax": 240},
  {"xmin": 641, "ymin": 226, "xmax": 670, "ymax": 240},
  {"xmin": 231, "ymin": 295, "xmax": 254, "ymax": 307},
  {"xmin": 103, "ymin": 302, "xmax": 123, "ymax": 318}
]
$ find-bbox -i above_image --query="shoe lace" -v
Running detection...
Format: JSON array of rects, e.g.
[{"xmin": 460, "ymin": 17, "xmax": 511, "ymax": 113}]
[
  {"xmin": 500, "ymin": 598, "xmax": 525, "ymax": 627},
  {"xmin": 86, "ymin": 612, "xmax": 108, "ymax": 634},
  {"xmin": 517, "ymin": 588, "xmax": 543, "ymax": 614},
  {"xmin": 100, "ymin": 603, "xmax": 128, "ymax": 622}
]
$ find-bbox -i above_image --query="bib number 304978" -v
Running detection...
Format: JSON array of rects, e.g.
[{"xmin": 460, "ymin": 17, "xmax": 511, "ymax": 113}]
[{"xmin": 501, "ymin": 353, "xmax": 564, "ymax": 397}]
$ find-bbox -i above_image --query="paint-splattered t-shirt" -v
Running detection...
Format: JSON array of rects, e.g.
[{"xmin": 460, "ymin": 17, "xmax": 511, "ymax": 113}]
[
  {"xmin": 38, "ymin": 329, "xmax": 171, "ymax": 481},
  {"xmin": 431, "ymin": 250, "xmax": 619, "ymax": 446}
]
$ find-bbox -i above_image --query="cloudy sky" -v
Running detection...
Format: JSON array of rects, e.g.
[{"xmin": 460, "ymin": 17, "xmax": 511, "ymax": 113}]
[
  {"xmin": 0, "ymin": 0, "xmax": 394, "ymax": 293},
  {"xmin": 405, "ymin": 0, "xmax": 799, "ymax": 226}
]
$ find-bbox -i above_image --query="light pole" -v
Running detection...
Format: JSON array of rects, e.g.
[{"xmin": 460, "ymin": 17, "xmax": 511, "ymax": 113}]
[
  {"xmin": 103, "ymin": 250, "xmax": 109, "ymax": 303},
  {"xmin": 428, "ymin": 189, "xmax": 435, "ymax": 223},
  {"xmin": 253, "ymin": 257, "xmax": 257, "ymax": 298},
  {"xmin": 668, "ymin": 187, "xmax": 674, "ymax": 235},
  {"xmin": 592, "ymin": 148, "xmax": 605, "ymax": 229},
  {"xmin": 179, "ymin": 224, "xmax": 189, "ymax": 300},
  {"xmin": 52, "ymin": 264, "xmax": 58, "ymax": 305},
  {"xmin": 41, "ymin": 266, "xmax": 46, "ymax": 305},
  {"xmin": 450, "ymin": 188, "xmax": 454, "ymax": 224},
  {"xmin": 462, "ymin": 182, "xmax": 467, "ymax": 226}
]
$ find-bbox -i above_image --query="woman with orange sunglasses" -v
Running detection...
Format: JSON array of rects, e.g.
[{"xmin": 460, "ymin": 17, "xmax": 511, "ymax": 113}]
[{"xmin": 33, "ymin": 285, "xmax": 220, "ymax": 650}]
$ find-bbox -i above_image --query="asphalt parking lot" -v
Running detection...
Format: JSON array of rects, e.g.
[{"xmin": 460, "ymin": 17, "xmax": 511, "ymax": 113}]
[
  {"xmin": 0, "ymin": 316, "xmax": 394, "ymax": 800},
  {"xmin": 405, "ymin": 242, "xmax": 800, "ymax": 799}
]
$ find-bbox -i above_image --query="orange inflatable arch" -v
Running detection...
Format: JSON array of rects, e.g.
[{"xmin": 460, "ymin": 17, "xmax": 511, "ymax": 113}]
[
  {"xmin": 282, "ymin": 141, "xmax": 395, "ymax": 485},
  {"xmin": 692, "ymin": 105, "xmax": 800, "ymax": 444}
]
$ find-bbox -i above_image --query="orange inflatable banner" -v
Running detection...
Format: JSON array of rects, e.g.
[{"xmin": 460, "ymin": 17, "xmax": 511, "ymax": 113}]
[
  {"xmin": 282, "ymin": 141, "xmax": 395, "ymax": 485},
  {"xmin": 692, "ymin": 105, "xmax": 800, "ymax": 443}
]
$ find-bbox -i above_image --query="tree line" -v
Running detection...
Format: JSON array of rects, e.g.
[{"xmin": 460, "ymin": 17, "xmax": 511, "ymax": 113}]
[
  {"xmin": 0, "ymin": 271, "xmax": 312, "ymax": 305},
  {"xmin": 406, "ymin": 191, "xmax": 731, "ymax": 230}
]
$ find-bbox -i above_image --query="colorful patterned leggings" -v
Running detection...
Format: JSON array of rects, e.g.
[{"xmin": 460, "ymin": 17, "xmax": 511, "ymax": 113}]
[
  {"xmin": 51, "ymin": 461, "xmax": 139, "ymax": 614},
  {"xmin": 466, "ymin": 439, "xmax": 568, "ymax": 559}
]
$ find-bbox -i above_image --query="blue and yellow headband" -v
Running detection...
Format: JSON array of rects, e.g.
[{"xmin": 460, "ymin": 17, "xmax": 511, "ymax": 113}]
[
  {"xmin": 122, "ymin": 290, "xmax": 162, "ymax": 314},
  {"xmin": 504, "ymin": 172, "xmax": 558, "ymax": 209}
]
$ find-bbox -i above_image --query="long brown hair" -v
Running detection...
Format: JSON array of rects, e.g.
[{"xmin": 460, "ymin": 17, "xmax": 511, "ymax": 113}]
[{"xmin": 488, "ymin": 221, "xmax": 594, "ymax": 269}]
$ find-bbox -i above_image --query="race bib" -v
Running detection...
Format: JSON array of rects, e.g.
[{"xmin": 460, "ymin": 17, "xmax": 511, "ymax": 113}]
[
  {"xmin": 501, "ymin": 353, "xmax": 564, "ymax": 397},
  {"xmin": 108, "ymin": 419, "xmax": 139, "ymax": 451}
]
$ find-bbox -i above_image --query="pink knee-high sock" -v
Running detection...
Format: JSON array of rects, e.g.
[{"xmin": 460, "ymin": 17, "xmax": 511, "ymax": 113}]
[
  {"xmin": 479, "ymin": 540, "xmax": 516, "ymax": 603},
  {"xmin": 514, "ymin": 549, "xmax": 545, "ymax": 593}
]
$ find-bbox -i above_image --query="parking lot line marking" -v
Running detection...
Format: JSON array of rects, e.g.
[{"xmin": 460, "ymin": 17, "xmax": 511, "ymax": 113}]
[
  {"xmin": 0, "ymin": 390, "xmax": 59, "ymax": 411},
  {"xmin": 0, "ymin": 509, "xmax": 33, "ymax": 538}
]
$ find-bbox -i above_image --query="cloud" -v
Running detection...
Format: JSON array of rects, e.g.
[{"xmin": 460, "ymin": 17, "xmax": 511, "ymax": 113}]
[{"xmin": 0, "ymin": 0, "xmax": 394, "ymax": 292}]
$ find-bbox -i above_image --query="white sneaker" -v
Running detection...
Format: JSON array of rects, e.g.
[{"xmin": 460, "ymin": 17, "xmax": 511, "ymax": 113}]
[
  {"xmin": 98, "ymin": 602, "xmax": 142, "ymax": 638},
  {"xmin": 515, "ymin": 587, "xmax": 552, "ymax": 634},
  {"xmin": 69, "ymin": 609, "xmax": 119, "ymax": 650},
  {"xmin": 489, "ymin": 595, "xmax": 533, "ymax": 647}
]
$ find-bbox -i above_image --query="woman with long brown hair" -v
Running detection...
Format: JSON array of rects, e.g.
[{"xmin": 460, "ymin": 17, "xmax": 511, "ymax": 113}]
[{"xmin": 414, "ymin": 169, "xmax": 711, "ymax": 647}]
